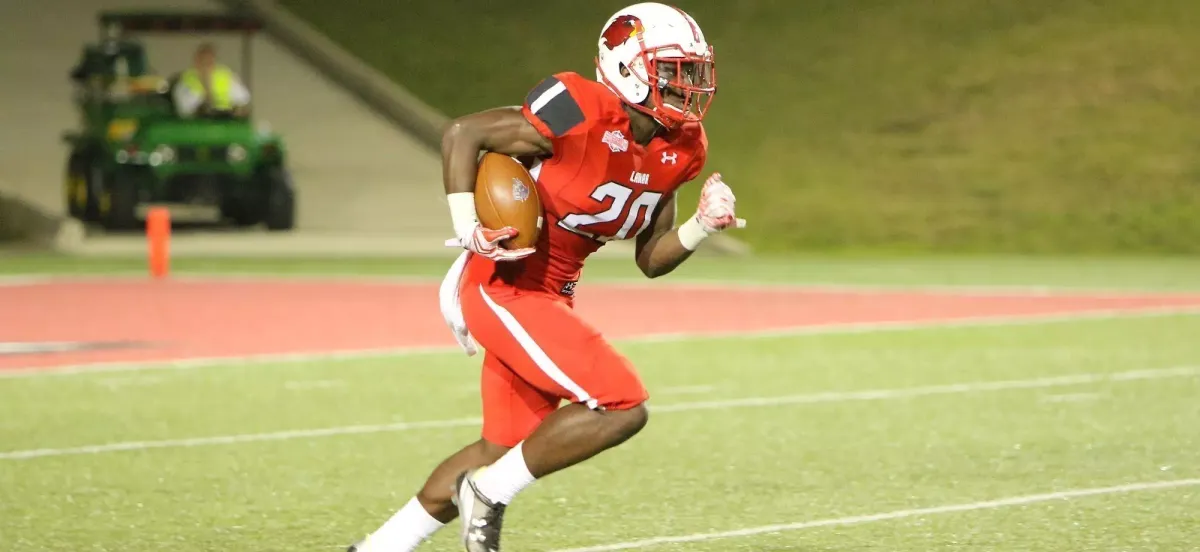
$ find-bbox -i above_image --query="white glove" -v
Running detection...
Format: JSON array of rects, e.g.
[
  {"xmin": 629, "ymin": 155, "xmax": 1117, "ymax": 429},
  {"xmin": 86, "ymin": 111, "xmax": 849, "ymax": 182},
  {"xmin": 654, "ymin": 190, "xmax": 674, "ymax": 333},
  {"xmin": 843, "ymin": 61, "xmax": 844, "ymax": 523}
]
[
  {"xmin": 443, "ymin": 224, "xmax": 536, "ymax": 261},
  {"xmin": 676, "ymin": 172, "xmax": 745, "ymax": 251},
  {"xmin": 694, "ymin": 172, "xmax": 746, "ymax": 232},
  {"xmin": 443, "ymin": 192, "xmax": 536, "ymax": 261}
]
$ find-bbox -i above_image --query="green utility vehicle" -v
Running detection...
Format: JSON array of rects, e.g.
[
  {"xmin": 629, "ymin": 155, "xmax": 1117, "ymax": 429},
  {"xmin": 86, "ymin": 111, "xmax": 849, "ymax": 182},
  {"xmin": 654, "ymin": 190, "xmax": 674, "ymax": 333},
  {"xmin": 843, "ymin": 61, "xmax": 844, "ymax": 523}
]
[{"xmin": 63, "ymin": 10, "xmax": 295, "ymax": 231}]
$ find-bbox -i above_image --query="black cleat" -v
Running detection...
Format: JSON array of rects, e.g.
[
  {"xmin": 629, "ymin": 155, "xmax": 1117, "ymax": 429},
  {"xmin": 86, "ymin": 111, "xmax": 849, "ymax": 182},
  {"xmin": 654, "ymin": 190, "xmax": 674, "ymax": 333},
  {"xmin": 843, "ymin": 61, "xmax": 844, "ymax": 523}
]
[
  {"xmin": 346, "ymin": 541, "xmax": 361, "ymax": 552},
  {"xmin": 452, "ymin": 469, "xmax": 507, "ymax": 552}
]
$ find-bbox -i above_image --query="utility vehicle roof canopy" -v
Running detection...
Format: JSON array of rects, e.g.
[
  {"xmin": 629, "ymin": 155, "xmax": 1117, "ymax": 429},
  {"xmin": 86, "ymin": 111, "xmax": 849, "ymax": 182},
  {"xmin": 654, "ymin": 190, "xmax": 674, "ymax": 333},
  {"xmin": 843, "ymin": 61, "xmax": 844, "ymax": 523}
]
[{"xmin": 98, "ymin": 11, "xmax": 264, "ymax": 34}]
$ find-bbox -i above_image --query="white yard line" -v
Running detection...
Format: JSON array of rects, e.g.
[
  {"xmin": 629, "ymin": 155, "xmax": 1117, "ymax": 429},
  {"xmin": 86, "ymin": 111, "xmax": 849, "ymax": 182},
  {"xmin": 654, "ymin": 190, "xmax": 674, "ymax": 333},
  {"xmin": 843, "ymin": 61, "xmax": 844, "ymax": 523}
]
[
  {"xmin": 1039, "ymin": 392, "xmax": 1104, "ymax": 403},
  {"xmin": 283, "ymin": 379, "xmax": 347, "ymax": 390},
  {"xmin": 0, "ymin": 344, "xmax": 457, "ymax": 379},
  {"xmin": 548, "ymin": 478, "xmax": 1200, "ymax": 552},
  {"xmin": 656, "ymin": 385, "xmax": 717, "ymax": 395},
  {"xmin": 95, "ymin": 374, "xmax": 166, "ymax": 389},
  {"xmin": 2, "ymin": 306, "xmax": 1197, "ymax": 380},
  {"xmin": 0, "ymin": 417, "xmax": 484, "ymax": 461},
  {"xmin": 2, "ymin": 365, "xmax": 1195, "ymax": 461}
]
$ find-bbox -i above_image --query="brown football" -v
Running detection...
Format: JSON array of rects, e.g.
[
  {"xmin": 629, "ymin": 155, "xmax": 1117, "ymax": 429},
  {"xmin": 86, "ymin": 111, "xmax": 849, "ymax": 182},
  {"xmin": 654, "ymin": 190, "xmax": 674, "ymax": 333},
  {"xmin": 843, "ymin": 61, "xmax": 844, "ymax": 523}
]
[{"xmin": 474, "ymin": 152, "xmax": 544, "ymax": 249}]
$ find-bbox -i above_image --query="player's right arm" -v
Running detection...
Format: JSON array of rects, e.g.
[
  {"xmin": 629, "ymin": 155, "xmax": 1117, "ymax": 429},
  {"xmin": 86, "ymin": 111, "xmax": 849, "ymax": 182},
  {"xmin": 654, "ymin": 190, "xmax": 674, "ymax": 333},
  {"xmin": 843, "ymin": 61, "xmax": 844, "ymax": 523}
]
[
  {"xmin": 442, "ymin": 107, "xmax": 552, "ymax": 196},
  {"xmin": 440, "ymin": 73, "xmax": 590, "ymax": 260},
  {"xmin": 440, "ymin": 107, "xmax": 551, "ymax": 260}
]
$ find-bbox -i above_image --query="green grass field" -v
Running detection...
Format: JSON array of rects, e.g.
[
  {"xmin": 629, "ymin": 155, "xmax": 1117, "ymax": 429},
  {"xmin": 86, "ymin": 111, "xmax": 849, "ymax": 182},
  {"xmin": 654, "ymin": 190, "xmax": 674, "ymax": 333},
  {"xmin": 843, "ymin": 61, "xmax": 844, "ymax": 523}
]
[
  {"xmin": 2, "ymin": 311, "xmax": 1198, "ymax": 550},
  {"xmin": 2, "ymin": 255, "xmax": 1199, "ymax": 550},
  {"xmin": 279, "ymin": 0, "xmax": 1200, "ymax": 254}
]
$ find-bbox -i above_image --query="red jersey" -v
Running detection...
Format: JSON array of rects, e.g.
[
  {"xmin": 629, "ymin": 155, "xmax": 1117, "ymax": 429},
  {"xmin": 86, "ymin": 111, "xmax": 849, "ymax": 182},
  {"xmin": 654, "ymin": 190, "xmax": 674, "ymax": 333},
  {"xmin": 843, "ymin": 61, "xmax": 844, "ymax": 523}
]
[{"xmin": 465, "ymin": 72, "xmax": 708, "ymax": 301}]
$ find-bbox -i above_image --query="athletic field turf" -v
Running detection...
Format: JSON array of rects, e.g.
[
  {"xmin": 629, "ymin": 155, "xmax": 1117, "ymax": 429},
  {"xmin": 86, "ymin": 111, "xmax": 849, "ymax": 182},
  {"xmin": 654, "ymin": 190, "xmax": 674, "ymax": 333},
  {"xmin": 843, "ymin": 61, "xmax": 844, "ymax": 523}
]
[{"xmin": 2, "ymin": 255, "xmax": 1198, "ymax": 551}]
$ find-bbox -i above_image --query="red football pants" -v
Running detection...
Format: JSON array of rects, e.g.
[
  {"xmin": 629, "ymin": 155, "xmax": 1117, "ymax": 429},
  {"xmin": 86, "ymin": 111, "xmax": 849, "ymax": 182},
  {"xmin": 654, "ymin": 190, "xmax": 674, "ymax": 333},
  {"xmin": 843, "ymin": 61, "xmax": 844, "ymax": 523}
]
[{"xmin": 459, "ymin": 283, "xmax": 649, "ymax": 448}]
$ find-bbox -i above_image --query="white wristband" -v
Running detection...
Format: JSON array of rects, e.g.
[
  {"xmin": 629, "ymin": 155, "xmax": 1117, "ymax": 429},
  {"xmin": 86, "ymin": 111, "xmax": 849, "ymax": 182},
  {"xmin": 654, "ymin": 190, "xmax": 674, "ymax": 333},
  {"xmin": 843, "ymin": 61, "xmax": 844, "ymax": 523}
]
[
  {"xmin": 676, "ymin": 215, "xmax": 711, "ymax": 251},
  {"xmin": 447, "ymin": 192, "xmax": 479, "ymax": 238}
]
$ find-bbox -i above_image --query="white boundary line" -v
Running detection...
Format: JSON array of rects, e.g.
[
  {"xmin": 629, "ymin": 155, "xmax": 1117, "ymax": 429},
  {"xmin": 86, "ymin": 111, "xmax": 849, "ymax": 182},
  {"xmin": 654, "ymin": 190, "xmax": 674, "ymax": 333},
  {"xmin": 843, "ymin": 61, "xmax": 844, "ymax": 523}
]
[
  {"xmin": 2, "ymin": 306, "xmax": 1198, "ymax": 379},
  {"xmin": 549, "ymin": 478, "xmax": 1200, "ymax": 552},
  {"xmin": 0, "ymin": 275, "xmax": 63, "ymax": 287},
  {"xmin": 2, "ymin": 364, "xmax": 1195, "ymax": 461},
  {"xmin": 3, "ymin": 271, "xmax": 1200, "ymax": 296}
]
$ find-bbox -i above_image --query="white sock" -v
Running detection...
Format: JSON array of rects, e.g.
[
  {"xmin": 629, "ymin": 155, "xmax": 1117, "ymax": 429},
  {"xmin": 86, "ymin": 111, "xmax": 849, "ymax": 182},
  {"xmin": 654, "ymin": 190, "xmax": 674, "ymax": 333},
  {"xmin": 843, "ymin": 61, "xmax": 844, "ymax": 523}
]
[
  {"xmin": 359, "ymin": 497, "xmax": 445, "ymax": 552},
  {"xmin": 473, "ymin": 442, "xmax": 537, "ymax": 505}
]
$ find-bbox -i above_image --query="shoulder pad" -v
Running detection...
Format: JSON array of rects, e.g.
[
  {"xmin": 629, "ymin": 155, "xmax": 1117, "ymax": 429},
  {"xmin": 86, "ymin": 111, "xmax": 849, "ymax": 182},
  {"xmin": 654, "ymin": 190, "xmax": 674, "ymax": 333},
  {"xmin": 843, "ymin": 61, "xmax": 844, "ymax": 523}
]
[{"xmin": 524, "ymin": 74, "xmax": 589, "ymax": 138}]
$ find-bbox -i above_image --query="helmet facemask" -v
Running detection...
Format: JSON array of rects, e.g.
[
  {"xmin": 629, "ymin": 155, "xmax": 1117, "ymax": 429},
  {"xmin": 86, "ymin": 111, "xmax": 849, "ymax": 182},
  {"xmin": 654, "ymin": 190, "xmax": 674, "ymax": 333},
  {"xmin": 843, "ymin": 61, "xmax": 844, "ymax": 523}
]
[{"xmin": 634, "ymin": 47, "xmax": 716, "ymax": 128}]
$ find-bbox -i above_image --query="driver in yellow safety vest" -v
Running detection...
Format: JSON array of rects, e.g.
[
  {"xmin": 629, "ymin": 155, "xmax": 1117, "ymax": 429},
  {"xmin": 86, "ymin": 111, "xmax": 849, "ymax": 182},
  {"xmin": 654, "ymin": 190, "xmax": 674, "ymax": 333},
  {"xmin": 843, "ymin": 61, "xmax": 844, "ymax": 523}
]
[{"xmin": 172, "ymin": 42, "xmax": 251, "ymax": 117}]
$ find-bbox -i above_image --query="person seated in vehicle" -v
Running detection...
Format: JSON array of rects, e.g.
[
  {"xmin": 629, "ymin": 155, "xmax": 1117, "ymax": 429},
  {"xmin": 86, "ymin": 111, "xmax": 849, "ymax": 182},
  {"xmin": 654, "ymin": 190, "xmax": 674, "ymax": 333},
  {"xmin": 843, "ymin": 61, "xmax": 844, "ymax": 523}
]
[{"xmin": 172, "ymin": 43, "xmax": 251, "ymax": 119}]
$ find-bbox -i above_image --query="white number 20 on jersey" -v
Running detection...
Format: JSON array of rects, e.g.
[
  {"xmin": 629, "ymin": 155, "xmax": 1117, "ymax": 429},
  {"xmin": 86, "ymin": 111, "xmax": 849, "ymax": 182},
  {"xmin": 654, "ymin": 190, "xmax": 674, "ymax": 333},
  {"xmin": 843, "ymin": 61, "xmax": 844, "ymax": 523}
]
[{"xmin": 559, "ymin": 182, "xmax": 663, "ymax": 242}]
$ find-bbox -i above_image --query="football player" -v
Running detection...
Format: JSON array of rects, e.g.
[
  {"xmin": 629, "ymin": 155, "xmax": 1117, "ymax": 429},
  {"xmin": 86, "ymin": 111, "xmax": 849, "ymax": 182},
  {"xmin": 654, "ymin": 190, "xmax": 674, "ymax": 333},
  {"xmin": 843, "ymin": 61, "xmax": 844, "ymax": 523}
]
[{"xmin": 351, "ymin": 3, "xmax": 742, "ymax": 550}]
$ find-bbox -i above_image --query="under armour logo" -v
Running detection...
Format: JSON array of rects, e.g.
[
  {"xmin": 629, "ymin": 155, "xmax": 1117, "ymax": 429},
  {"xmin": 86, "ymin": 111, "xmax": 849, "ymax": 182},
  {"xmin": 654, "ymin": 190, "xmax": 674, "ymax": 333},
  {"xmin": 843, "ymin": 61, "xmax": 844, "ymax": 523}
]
[{"xmin": 661, "ymin": 152, "xmax": 677, "ymax": 165}]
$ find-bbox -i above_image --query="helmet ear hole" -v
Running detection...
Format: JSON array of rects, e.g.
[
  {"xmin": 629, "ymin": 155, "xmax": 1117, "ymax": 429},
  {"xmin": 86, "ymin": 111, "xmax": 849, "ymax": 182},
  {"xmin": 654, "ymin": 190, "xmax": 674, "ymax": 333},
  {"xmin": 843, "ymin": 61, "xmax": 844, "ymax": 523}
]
[{"xmin": 619, "ymin": 63, "xmax": 631, "ymax": 78}]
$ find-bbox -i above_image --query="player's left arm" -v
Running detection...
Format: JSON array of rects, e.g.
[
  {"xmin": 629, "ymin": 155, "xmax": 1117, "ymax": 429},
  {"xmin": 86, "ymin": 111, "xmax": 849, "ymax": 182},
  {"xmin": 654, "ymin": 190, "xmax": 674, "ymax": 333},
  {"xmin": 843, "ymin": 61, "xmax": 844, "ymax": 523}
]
[
  {"xmin": 635, "ymin": 192, "xmax": 690, "ymax": 278},
  {"xmin": 635, "ymin": 173, "xmax": 746, "ymax": 278}
]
